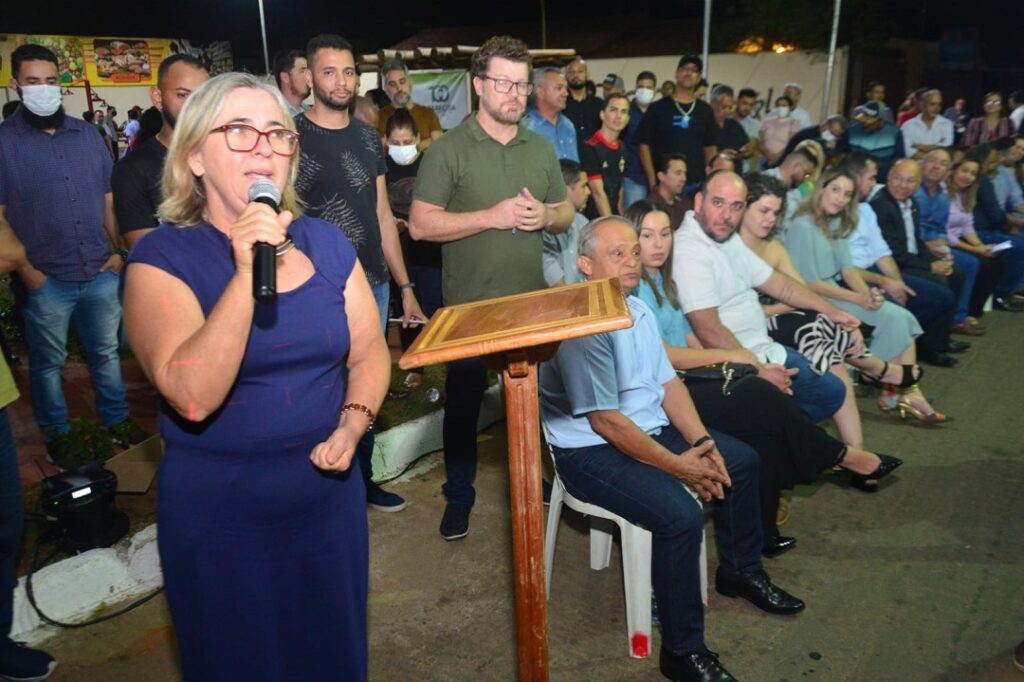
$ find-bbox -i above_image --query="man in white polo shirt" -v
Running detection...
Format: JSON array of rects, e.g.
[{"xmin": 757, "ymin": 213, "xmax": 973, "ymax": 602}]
[
  {"xmin": 673, "ymin": 171, "xmax": 854, "ymax": 423},
  {"xmin": 901, "ymin": 89, "xmax": 953, "ymax": 160}
]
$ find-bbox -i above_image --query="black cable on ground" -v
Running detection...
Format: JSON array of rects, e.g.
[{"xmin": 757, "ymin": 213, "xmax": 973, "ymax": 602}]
[{"xmin": 24, "ymin": 533, "xmax": 164, "ymax": 629}]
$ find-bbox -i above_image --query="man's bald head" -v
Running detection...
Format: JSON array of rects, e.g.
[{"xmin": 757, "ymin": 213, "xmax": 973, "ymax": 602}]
[
  {"xmin": 694, "ymin": 171, "xmax": 747, "ymax": 243},
  {"xmin": 887, "ymin": 159, "xmax": 922, "ymax": 202}
]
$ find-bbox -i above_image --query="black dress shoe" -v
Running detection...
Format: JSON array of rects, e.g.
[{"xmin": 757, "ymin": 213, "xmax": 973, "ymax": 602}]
[
  {"xmin": 761, "ymin": 535, "xmax": 797, "ymax": 558},
  {"xmin": 715, "ymin": 568, "xmax": 805, "ymax": 614},
  {"xmin": 922, "ymin": 352, "xmax": 957, "ymax": 368},
  {"xmin": 660, "ymin": 645, "xmax": 737, "ymax": 682},
  {"xmin": 848, "ymin": 454, "xmax": 903, "ymax": 492},
  {"xmin": 945, "ymin": 339, "xmax": 971, "ymax": 353}
]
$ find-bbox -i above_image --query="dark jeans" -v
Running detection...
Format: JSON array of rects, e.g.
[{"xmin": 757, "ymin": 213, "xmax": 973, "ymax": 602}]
[
  {"xmin": 877, "ymin": 266, "xmax": 958, "ymax": 356},
  {"xmin": 976, "ymin": 231, "xmax": 1024, "ymax": 298},
  {"xmin": 442, "ymin": 357, "xmax": 489, "ymax": 507},
  {"xmin": 783, "ymin": 347, "xmax": 845, "ymax": 423},
  {"xmin": 0, "ymin": 409, "xmax": 22, "ymax": 637},
  {"xmin": 398, "ymin": 266, "xmax": 443, "ymax": 374},
  {"xmin": 551, "ymin": 424, "xmax": 762, "ymax": 655},
  {"xmin": 688, "ymin": 377, "xmax": 845, "ymax": 543}
]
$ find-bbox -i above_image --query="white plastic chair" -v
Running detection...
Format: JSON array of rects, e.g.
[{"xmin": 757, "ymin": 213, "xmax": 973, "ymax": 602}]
[{"xmin": 543, "ymin": 456, "xmax": 708, "ymax": 659}]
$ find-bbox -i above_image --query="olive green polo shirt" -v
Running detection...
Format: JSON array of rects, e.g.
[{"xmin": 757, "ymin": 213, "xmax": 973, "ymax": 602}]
[
  {"xmin": 0, "ymin": 355, "xmax": 18, "ymax": 411},
  {"xmin": 413, "ymin": 115, "xmax": 567, "ymax": 305}
]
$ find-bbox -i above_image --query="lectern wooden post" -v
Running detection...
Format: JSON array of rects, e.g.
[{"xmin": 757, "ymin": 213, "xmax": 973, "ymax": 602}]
[{"xmin": 399, "ymin": 278, "xmax": 633, "ymax": 681}]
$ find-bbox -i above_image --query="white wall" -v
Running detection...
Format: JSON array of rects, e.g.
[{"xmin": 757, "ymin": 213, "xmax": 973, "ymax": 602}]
[{"xmin": 586, "ymin": 48, "xmax": 849, "ymax": 122}]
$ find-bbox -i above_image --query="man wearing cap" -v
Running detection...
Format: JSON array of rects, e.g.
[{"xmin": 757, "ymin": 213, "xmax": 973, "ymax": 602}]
[
  {"xmin": 637, "ymin": 55, "xmax": 718, "ymax": 195},
  {"xmin": 783, "ymin": 83, "xmax": 813, "ymax": 129},
  {"xmin": 521, "ymin": 66, "xmax": 578, "ymax": 162},
  {"xmin": 836, "ymin": 100, "xmax": 905, "ymax": 182},
  {"xmin": 601, "ymin": 73, "xmax": 625, "ymax": 99},
  {"xmin": 564, "ymin": 57, "xmax": 603, "ymax": 155}
]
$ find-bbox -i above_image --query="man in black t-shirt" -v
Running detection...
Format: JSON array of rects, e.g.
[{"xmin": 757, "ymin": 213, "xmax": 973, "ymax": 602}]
[
  {"xmin": 295, "ymin": 34, "xmax": 423, "ymax": 513},
  {"xmin": 637, "ymin": 54, "xmax": 718, "ymax": 193},
  {"xmin": 563, "ymin": 57, "xmax": 604, "ymax": 157},
  {"xmin": 111, "ymin": 54, "xmax": 208, "ymax": 247},
  {"xmin": 581, "ymin": 94, "xmax": 629, "ymax": 217},
  {"xmin": 708, "ymin": 84, "xmax": 753, "ymax": 174}
]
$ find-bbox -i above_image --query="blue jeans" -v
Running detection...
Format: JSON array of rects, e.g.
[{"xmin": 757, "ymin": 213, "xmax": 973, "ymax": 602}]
[
  {"xmin": 949, "ymin": 251, "xmax": 979, "ymax": 323},
  {"xmin": 551, "ymin": 424, "xmax": 762, "ymax": 655},
  {"xmin": 784, "ymin": 347, "xmax": 845, "ymax": 423},
  {"xmin": 355, "ymin": 282, "xmax": 390, "ymax": 487},
  {"xmin": 399, "ymin": 266, "xmax": 442, "ymax": 360},
  {"xmin": 22, "ymin": 271, "xmax": 128, "ymax": 438},
  {"xmin": 0, "ymin": 409, "xmax": 22, "ymax": 637},
  {"xmin": 622, "ymin": 177, "xmax": 649, "ymax": 210},
  {"xmin": 976, "ymin": 231, "xmax": 1024, "ymax": 297}
]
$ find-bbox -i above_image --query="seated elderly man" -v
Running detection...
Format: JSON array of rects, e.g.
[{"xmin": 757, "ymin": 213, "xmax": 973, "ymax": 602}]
[
  {"xmin": 540, "ymin": 216, "xmax": 804, "ymax": 682},
  {"xmin": 674, "ymin": 171, "xmax": 853, "ymax": 425}
]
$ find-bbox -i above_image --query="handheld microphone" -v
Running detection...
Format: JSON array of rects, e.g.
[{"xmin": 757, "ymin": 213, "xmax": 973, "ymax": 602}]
[{"xmin": 248, "ymin": 179, "xmax": 283, "ymax": 304}]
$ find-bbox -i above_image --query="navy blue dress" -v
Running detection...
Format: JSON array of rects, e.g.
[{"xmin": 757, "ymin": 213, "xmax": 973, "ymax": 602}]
[{"xmin": 128, "ymin": 217, "xmax": 367, "ymax": 681}]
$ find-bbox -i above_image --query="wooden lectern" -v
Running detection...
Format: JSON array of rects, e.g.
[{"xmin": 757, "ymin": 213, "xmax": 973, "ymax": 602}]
[{"xmin": 399, "ymin": 278, "xmax": 633, "ymax": 681}]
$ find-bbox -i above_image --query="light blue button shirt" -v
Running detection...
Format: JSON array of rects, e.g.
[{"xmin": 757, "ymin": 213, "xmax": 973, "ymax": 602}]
[
  {"xmin": 633, "ymin": 271, "xmax": 693, "ymax": 347},
  {"xmin": 540, "ymin": 296, "xmax": 675, "ymax": 449},
  {"xmin": 848, "ymin": 202, "xmax": 894, "ymax": 268},
  {"xmin": 521, "ymin": 108, "xmax": 579, "ymax": 162}
]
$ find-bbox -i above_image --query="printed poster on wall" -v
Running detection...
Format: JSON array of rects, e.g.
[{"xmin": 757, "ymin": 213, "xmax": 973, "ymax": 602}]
[
  {"xmin": 409, "ymin": 70, "xmax": 471, "ymax": 130},
  {"xmin": 0, "ymin": 34, "xmax": 231, "ymax": 86}
]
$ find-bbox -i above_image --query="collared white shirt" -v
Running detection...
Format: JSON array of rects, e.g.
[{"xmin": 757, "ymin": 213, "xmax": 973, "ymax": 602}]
[
  {"xmin": 901, "ymin": 113, "xmax": 954, "ymax": 157},
  {"xmin": 897, "ymin": 198, "xmax": 918, "ymax": 254},
  {"xmin": 848, "ymin": 202, "xmax": 894, "ymax": 268},
  {"xmin": 791, "ymin": 106, "xmax": 813, "ymax": 130},
  {"xmin": 737, "ymin": 115, "xmax": 760, "ymax": 140},
  {"xmin": 673, "ymin": 211, "xmax": 787, "ymax": 364},
  {"xmin": 1010, "ymin": 105, "xmax": 1024, "ymax": 133}
]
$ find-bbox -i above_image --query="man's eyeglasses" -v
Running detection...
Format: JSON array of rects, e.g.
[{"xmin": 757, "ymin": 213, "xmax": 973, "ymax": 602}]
[
  {"xmin": 210, "ymin": 124, "xmax": 300, "ymax": 156},
  {"xmin": 480, "ymin": 75, "xmax": 533, "ymax": 96}
]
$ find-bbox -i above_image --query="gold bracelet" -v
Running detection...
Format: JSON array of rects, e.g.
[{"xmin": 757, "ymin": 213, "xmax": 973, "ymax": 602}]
[{"xmin": 341, "ymin": 403, "xmax": 376, "ymax": 431}]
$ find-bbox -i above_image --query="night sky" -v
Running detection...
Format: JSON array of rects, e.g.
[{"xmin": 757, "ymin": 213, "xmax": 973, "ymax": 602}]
[{"xmin": 3, "ymin": 0, "xmax": 1018, "ymax": 73}]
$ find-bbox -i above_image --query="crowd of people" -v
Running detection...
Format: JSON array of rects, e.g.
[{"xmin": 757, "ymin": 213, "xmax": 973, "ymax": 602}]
[{"xmin": 0, "ymin": 31, "xmax": 1022, "ymax": 682}]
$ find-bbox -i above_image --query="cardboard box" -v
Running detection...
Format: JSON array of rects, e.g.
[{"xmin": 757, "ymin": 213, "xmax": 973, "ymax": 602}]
[{"xmin": 105, "ymin": 436, "xmax": 163, "ymax": 493}]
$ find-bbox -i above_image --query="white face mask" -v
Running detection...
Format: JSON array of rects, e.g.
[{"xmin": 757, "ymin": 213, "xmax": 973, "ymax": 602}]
[
  {"xmin": 821, "ymin": 130, "xmax": 836, "ymax": 142},
  {"xmin": 634, "ymin": 87, "xmax": 655, "ymax": 106},
  {"xmin": 388, "ymin": 143, "xmax": 418, "ymax": 166},
  {"xmin": 19, "ymin": 84, "xmax": 62, "ymax": 117},
  {"xmin": 774, "ymin": 106, "xmax": 790, "ymax": 118}
]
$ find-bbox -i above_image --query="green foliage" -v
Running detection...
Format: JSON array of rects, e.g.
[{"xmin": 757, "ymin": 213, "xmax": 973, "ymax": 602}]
[{"xmin": 46, "ymin": 418, "xmax": 115, "ymax": 469}]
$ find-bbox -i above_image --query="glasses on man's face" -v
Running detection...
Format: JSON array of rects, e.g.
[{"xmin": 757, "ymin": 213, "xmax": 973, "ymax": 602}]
[
  {"xmin": 481, "ymin": 75, "xmax": 533, "ymax": 96},
  {"xmin": 210, "ymin": 124, "xmax": 300, "ymax": 156}
]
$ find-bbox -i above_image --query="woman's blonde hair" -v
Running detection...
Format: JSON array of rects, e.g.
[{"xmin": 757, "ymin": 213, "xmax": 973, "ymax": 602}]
[
  {"xmin": 795, "ymin": 166, "xmax": 859, "ymax": 238},
  {"xmin": 158, "ymin": 72, "xmax": 304, "ymax": 227}
]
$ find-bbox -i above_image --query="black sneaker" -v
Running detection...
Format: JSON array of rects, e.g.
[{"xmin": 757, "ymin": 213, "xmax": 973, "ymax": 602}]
[
  {"xmin": 108, "ymin": 419, "xmax": 151, "ymax": 448},
  {"xmin": 439, "ymin": 503, "xmax": 471, "ymax": 541},
  {"xmin": 0, "ymin": 639, "xmax": 56, "ymax": 682},
  {"xmin": 366, "ymin": 483, "xmax": 407, "ymax": 512}
]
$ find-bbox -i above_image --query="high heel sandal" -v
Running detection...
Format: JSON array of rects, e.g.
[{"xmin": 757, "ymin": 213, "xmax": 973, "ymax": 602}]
[
  {"xmin": 879, "ymin": 383, "xmax": 952, "ymax": 424},
  {"xmin": 860, "ymin": 361, "xmax": 922, "ymax": 390},
  {"xmin": 846, "ymin": 454, "xmax": 904, "ymax": 492}
]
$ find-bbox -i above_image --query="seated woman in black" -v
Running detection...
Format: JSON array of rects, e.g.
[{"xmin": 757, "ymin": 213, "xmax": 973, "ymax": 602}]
[{"xmin": 624, "ymin": 200, "xmax": 901, "ymax": 557}]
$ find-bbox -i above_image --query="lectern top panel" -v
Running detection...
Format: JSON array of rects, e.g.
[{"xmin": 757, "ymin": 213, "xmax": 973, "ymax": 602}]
[{"xmin": 399, "ymin": 278, "xmax": 633, "ymax": 369}]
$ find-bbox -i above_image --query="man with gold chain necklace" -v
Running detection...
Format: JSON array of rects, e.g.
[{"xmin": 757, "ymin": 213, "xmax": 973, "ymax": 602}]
[{"xmin": 638, "ymin": 54, "xmax": 720, "ymax": 197}]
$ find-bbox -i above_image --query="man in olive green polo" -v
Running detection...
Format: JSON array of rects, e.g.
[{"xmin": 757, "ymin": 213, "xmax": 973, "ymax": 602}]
[{"xmin": 409, "ymin": 35, "xmax": 574, "ymax": 540}]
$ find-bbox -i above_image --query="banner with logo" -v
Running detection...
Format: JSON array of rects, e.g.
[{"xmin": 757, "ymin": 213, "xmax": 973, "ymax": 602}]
[
  {"xmin": 1, "ymin": 34, "xmax": 232, "ymax": 86},
  {"xmin": 409, "ymin": 70, "xmax": 471, "ymax": 130}
]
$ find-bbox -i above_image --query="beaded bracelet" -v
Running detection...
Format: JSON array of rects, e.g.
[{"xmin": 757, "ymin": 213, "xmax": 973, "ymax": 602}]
[{"xmin": 341, "ymin": 403, "xmax": 376, "ymax": 431}]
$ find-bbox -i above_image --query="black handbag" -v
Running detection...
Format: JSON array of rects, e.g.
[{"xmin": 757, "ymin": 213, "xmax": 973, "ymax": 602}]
[{"xmin": 676, "ymin": 361, "xmax": 757, "ymax": 396}]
